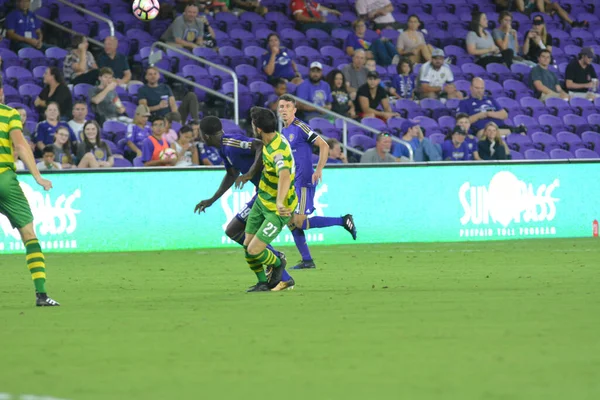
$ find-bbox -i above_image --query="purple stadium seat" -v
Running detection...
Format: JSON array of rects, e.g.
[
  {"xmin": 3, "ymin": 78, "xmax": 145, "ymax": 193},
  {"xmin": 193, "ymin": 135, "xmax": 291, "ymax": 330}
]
[
  {"xmin": 331, "ymin": 28, "xmax": 351, "ymax": 48},
  {"xmin": 306, "ymin": 28, "xmax": 334, "ymax": 49},
  {"xmin": 563, "ymin": 114, "xmax": 590, "ymax": 135},
  {"xmin": 214, "ymin": 12, "xmax": 243, "ymax": 31},
  {"xmin": 112, "ymin": 157, "xmax": 133, "ymax": 168},
  {"xmin": 461, "ymin": 63, "xmax": 488, "ymax": 81},
  {"xmin": 513, "ymin": 115, "xmax": 541, "ymax": 133},
  {"xmin": 3, "ymin": 85, "xmax": 21, "ymax": 103},
  {"xmin": 221, "ymin": 82, "xmax": 253, "ymax": 115},
  {"xmin": 550, "ymin": 148, "xmax": 574, "ymax": 159},
  {"xmin": 531, "ymin": 132, "xmax": 561, "ymax": 151},
  {"xmin": 243, "ymin": 45, "xmax": 267, "ymax": 67},
  {"xmin": 350, "ymin": 134, "xmax": 376, "ymax": 150},
  {"xmin": 506, "ymin": 133, "xmax": 534, "ymax": 152},
  {"xmin": 504, "ymin": 79, "xmax": 533, "ymax": 100},
  {"xmin": 5, "ymin": 66, "xmax": 34, "ymax": 87},
  {"xmin": 18, "ymin": 47, "xmax": 48, "ymax": 69},
  {"xmin": 497, "ymin": 97, "xmax": 524, "ymax": 119},
  {"xmin": 453, "ymin": 80, "xmax": 471, "ymax": 97},
  {"xmin": 32, "ymin": 65, "xmax": 46, "ymax": 86},
  {"xmin": 519, "ymin": 97, "xmax": 550, "ymax": 119},
  {"xmin": 570, "ymin": 28, "xmax": 595, "ymax": 47},
  {"xmin": 510, "ymin": 63, "xmax": 531, "ymax": 81},
  {"xmin": 45, "ymin": 47, "xmax": 68, "ymax": 68},
  {"xmin": 0, "ymin": 48, "xmax": 21, "ymax": 68},
  {"xmin": 413, "ymin": 116, "xmax": 441, "ymax": 135},
  {"xmin": 293, "ymin": 46, "xmax": 323, "ymax": 66},
  {"xmin": 394, "ymin": 99, "xmax": 425, "ymax": 119},
  {"xmin": 428, "ymin": 133, "xmax": 446, "ymax": 145},
  {"xmin": 510, "ymin": 150, "xmax": 524, "ymax": 160},
  {"xmin": 538, "ymin": 114, "xmax": 565, "ymax": 134},
  {"xmin": 237, "ymin": 64, "xmax": 266, "ymax": 85},
  {"xmin": 582, "ymin": 131, "xmax": 600, "ymax": 151},
  {"xmin": 420, "ymin": 98, "xmax": 451, "ymax": 119},
  {"xmin": 193, "ymin": 47, "xmax": 226, "ymax": 66},
  {"xmin": 525, "ymin": 148, "xmax": 550, "ymax": 160},
  {"xmin": 570, "ymin": 97, "xmax": 597, "ymax": 118},
  {"xmin": 102, "ymin": 120, "xmax": 127, "ymax": 142},
  {"xmin": 556, "ymin": 131, "xmax": 585, "ymax": 150},
  {"xmin": 229, "ymin": 29, "xmax": 260, "ymax": 49},
  {"xmin": 437, "ymin": 116, "xmax": 456, "ymax": 134},
  {"xmin": 486, "ymin": 63, "xmax": 512, "ymax": 82},
  {"xmin": 133, "ymin": 156, "xmax": 144, "ymax": 167},
  {"xmin": 484, "ymin": 80, "xmax": 505, "ymax": 98},
  {"xmin": 73, "ymin": 83, "xmax": 94, "ymax": 102},
  {"xmin": 445, "ymin": 98, "xmax": 461, "ymax": 111},
  {"xmin": 239, "ymin": 11, "xmax": 270, "ymax": 32},
  {"xmin": 574, "ymin": 148, "xmax": 600, "ymax": 159},
  {"xmin": 18, "ymin": 84, "xmax": 42, "ymax": 106},
  {"xmin": 319, "ymin": 46, "xmax": 351, "ymax": 67},
  {"xmin": 280, "ymin": 29, "xmax": 309, "ymax": 49},
  {"xmin": 264, "ymin": 12, "xmax": 295, "ymax": 31},
  {"xmin": 309, "ymin": 117, "xmax": 341, "ymax": 139},
  {"xmin": 587, "ymin": 114, "xmax": 600, "ymax": 132},
  {"xmin": 563, "ymin": 45, "xmax": 582, "ymax": 59},
  {"xmin": 545, "ymin": 97, "xmax": 574, "ymax": 118},
  {"xmin": 361, "ymin": 117, "xmax": 388, "ymax": 133}
]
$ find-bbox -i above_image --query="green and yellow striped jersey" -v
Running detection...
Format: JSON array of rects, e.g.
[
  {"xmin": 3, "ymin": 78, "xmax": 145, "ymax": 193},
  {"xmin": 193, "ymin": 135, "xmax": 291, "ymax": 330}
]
[
  {"xmin": 0, "ymin": 104, "xmax": 22, "ymax": 174},
  {"xmin": 258, "ymin": 132, "xmax": 298, "ymax": 213}
]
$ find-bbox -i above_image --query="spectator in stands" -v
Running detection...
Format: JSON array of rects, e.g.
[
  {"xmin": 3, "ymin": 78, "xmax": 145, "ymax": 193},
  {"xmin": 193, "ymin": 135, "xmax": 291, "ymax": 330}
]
[
  {"xmin": 138, "ymin": 67, "xmax": 200, "ymax": 122},
  {"xmin": 392, "ymin": 120, "xmax": 442, "ymax": 161},
  {"xmin": 89, "ymin": 67, "xmax": 131, "ymax": 125},
  {"xmin": 360, "ymin": 133, "xmax": 397, "ymax": 163},
  {"xmin": 342, "ymin": 49, "xmax": 369, "ymax": 98},
  {"xmin": 523, "ymin": 15, "xmax": 552, "ymax": 63},
  {"xmin": 492, "ymin": 12, "xmax": 536, "ymax": 68},
  {"xmin": 345, "ymin": 19, "xmax": 398, "ymax": 66},
  {"xmin": 142, "ymin": 116, "xmax": 176, "ymax": 167},
  {"xmin": 265, "ymin": 78, "xmax": 288, "ymax": 111},
  {"xmin": 454, "ymin": 112, "xmax": 479, "ymax": 160},
  {"xmin": 76, "ymin": 120, "xmax": 114, "ymax": 169},
  {"xmin": 34, "ymin": 102, "xmax": 77, "ymax": 157},
  {"xmin": 161, "ymin": 3, "xmax": 217, "ymax": 50},
  {"xmin": 197, "ymin": 0, "xmax": 228, "ymax": 14},
  {"xmin": 442, "ymin": 126, "xmax": 470, "ymax": 161},
  {"xmin": 530, "ymin": 49, "xmax": 570, "ymax": 102},
  {"xmin": 326, "ymin": 138, "xmax": 347, "ymax": 164},
  {"xmin": 96, "ymin": 36, "xmax": 134, "ymax": 89},
  {"xmin": 354, "ymin": 71, "xmax": 399, "ymax": 120},
  {"xmin": 230, "ymin": 0, "xmax": 268, "ymax": 16},
  {"xmin": 391, "ymin": 59, "xmax": 416, "ymax": 100},
  {"xmin": 396, "ymin": 15, "xmax": 433, "ymax": 65},
  {"xmin": 467, "ymin": 12, "xmax": 512, "ymax": 68},
  {"xmin": 172, "ymin": 125, "xmax": 200, "ymax": 166},
  {"xmin": 262, "ymin": 33, "xmax": 303, "ymax": 85},
  {"xmin": 458, "ymin": 77, "xmax": 526, "ymax": 138},
  {"xmin": 296, "ymin": 62, "xmax": 332, "ymax": 120},
  {"xmin": 163, "ymin": 112, "xmax": 179, "ymax": 144},
  {"xmin": 417, "ymin": 49, "xmax": 463, "ymax": 100},
  {"xmin": 125, "ymin": 105, "xmax": 152, "ymax": 160},
  {"xmin": 51, "ymin": 126, "xmax": 76, "ymax": 169},
  {"xmin": 68, "ymin": 101, "xmax": 88, "ymax": 140},
  {"xmin": 34, "ymin": 67, "xmax": 73, "ymax": 120},
  {"xmin": 365, "ymin": 59, "xmax": 393, "ymax": 97},
  {"xmin": 15, "ymin": 106, "xmax": 35, "ymax": 151},
  {"xmin": 475, "ymin": 121, "xmax": 509, "ymax": 160},
  {"xmin": 290, "ymin": 0, "xmax": 340, "ymax": 34},
  {"xmin": 565, "ymin": 47, "xmax": 599, "ymax": 100},
  {"xmin": 37, "ymin": 146, "xmax": 61, "ymax": 171},
  {"xmin": 63, "ymin": 35, "xmax": 99, "ymax": 85},
  {"xmin": 355, "ymin": 0, "xmax": 402, "ymax": 30},
  {"xmin": 326, "ymin": 70, "xmax": 356, "ymax": 118},
  {"xmin": 6, "ymin": 0, "xmax": 46, "ymax": 52},
  {"xmin": 511, "ymin": 0, "xmax": 587, "ymax": 28}
]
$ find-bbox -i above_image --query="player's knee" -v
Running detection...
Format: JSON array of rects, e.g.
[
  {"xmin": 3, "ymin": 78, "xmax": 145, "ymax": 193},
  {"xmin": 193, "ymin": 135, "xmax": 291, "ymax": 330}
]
[
  {"xmin": 293, "ymin": 219, "xmax": 304, "ymax": 229},
  {"xmin": 225, "ymin": 224, "xmax": 241, "ymax": 240},
  {"xmin": 18, "ymin": 224, "xmax": 36, "ymax": 243},
  {"xmin": 247, "ymin": 241, "xmax": 264, "ymax": 255}
]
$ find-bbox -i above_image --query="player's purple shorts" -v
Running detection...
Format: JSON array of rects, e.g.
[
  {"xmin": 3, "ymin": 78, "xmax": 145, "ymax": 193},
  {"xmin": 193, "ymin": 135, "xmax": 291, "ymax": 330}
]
[
  {"xmin": 236, "ymin": 193, "xmax": 257, "ymax": 223},
  {"xmin": 295, "ymin": 185, "xmax": 315, "ymax": 216}
]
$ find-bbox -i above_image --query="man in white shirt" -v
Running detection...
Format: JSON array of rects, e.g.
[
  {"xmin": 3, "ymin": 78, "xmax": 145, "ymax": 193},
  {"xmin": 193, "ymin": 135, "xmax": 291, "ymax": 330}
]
[
  {"xmin": 355, "ymin": 0, "xmax": 402, "ymax": 30},
  {"xmin": 418, "ymin": 48, "xmax": 463, "ymax": 100},
  {"xmin": 67, "ymin": 101, "xmax": 88, "ymax": 141}
]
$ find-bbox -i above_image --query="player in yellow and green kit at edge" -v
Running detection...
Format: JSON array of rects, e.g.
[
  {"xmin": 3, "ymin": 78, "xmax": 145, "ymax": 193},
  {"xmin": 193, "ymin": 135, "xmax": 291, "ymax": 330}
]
[
  {"xmin": 244, "ymin": 107, "xmax": 297, "ymax": 292},
  {"xmin": 0, "ymin": 78, "xmax": 60, "ymax": 306}
]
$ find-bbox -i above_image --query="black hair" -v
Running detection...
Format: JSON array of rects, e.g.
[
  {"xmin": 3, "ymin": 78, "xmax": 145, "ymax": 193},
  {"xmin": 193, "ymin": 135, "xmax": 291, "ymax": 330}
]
[
  {"xmin": 250, "ymin": 107, "xmax": 277, "ymax": 134},
  {"xmin": 46, "ymin": 66, "xmax": 65, "ymax": 85},
  {"xmin": 199, "ymin": 116, "xmax": 223, "ymax": 136},
  {"xmin": 396, "ymin": 58, "xmax": 413, "ymax": 75},
  {"xmin": 539, "ymin": 49, "xmax": 552, "ymax": 58},
  {"xmin": 43, "ymin": 145, "xmax": 55, "ymax": 154},
  {"xmin": 278, "ymin": 94, "xmax": 296, "ymax": 106},
  {"xmin": 150, "ymin": 115, "xmax": 166, "ymax": 124},
  {"xmin": 274, "ymin": 78, "xmax": 287, "ymax": 87},
  {"xmin": 326, "ymin": 69, "xmax": 346, "ymax": 90},
  {"xmin": 179, "ymin": 125, "xmax": 193, "ymax": 137}
]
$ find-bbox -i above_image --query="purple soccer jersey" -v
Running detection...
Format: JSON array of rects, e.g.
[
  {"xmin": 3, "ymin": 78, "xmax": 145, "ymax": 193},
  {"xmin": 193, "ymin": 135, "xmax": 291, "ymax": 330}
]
[
  {"xmin": 441, "ymin": 140, "xmax": 470, "ymax": 161},
  {"xmin": 281, "ymin": 118, "xmax": 319, "ymax": 188},
  {"xmin": 219, "ymin": 133, "xmax": 261, "ymax": 187}
]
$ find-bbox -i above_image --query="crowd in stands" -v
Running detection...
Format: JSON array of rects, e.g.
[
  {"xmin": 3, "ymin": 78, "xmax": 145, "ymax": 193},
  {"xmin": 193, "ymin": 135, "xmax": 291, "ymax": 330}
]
[{"xmin": 0, "ymin": 0, "xmax": 600, "ymax": 169}]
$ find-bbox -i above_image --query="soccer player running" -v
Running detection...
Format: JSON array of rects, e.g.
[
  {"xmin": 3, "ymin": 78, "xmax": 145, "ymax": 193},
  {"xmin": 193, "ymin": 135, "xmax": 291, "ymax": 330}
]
[
  {"xmin": 194, "ymin": 116, "xmax": 295, "ymax": 291},
  {"xmin": 0, "ymin": 78, "xmax": 60, "ymax": 306},
  {"xmin": 277, "ymin": 94, "xmax": 357, "ymax": 269}
]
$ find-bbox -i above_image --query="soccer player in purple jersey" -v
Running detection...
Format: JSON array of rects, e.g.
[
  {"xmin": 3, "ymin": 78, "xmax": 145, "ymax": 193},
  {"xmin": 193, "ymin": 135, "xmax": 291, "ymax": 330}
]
[
  {"xmin": 277, "ymin": 94, "xmax": 357, "ymax": 270},
  {"xmin": 193, "ymin": 116, "xmax": 294, "ymax": 290}
]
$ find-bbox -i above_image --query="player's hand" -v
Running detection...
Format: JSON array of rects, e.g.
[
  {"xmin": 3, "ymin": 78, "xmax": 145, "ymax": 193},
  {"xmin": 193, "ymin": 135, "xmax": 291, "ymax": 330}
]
[
  {"xmin": 277, "ymin": 202, "xmax": 291, "ymax": 217},
  {"xmin": 35, "ymin": 177, "xmax": 52, "ymax": 191},
  {"xmin": 235, "ymin": 174, "xmax": 252, "ymax": 189},
  {"xmin": 312, "ymin": 169, "xmax": 323, "ymax": 185},
  {"xmin": 194, "ymin": 199, "xmax": 214, "ymax": 214}
]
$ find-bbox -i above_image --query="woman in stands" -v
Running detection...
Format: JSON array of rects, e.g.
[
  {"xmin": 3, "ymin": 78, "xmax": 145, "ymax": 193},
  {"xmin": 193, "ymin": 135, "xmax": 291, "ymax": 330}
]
[
  {"xmin": 76, "ymin": 120, "xmax": 114, "ymax": 168},
  {"xmin": 345, "ymin": 19, "xmax": 398, "ymax": 66},
  {"xmin": 34, "ymin": 66, "xmax": 73, "ymax": 120},
  {"xmin": 34, "ymin": 102, "xmax": 76, "ymax": 158},
  {"xmin": 395, "ymin": 15, "xmax": 433, "ymax": 65},
  {"xmin": 523, "ymin": 15, "xmax": 552, "ymax": 63},
  {"xmin": 262, "ymin": 33, "xmax": 303, "ymax": 85},
  {"xmin": 63, "ymin": 35, "xmax": 99, "ymax": 85},
  {"xmin": 326, "ymin": 70, "xmax": 356, "ymax": 119},
  {"xmin": 52, "ymin": 126, "xmax": 76, "ymax": 169},
  {"xmin": 466, "ymin": 12, "xmax": 513, "ymax": 68},
  {"xmin": 172, "ymin": 125, "xmax": 199, "ymax": 167},
  {"xmin": 475, "ymin": 122, "xmax": 510, "ymax": 160}
]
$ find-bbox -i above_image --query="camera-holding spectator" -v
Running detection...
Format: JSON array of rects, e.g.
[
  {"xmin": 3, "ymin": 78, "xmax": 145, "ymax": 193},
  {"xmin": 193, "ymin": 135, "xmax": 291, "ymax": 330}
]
[
  {"xmin": 355, "ymin": 0, "xmax": 402, "ymax": 31},
  {"xmin": 265, "ymin": 78, "xmax": 288, "ymax": 111},
  {"xmin": 392, "ymin": 120, "xmax": 442, "ymax": 161},
  {"xmin": 15, "ymin": 106, "xmax": 35, "ymax": 151},
  {"xmin": 51, "ymin": 126, "xmax": 76, "ymax": 169},
  {"xmin": 391, "ymin": 59, "xmax": 416, "ymax": 100},
  {"xmin": 475, "ymin": 121, "xmax": 510, "ymax": 160},
  {"xmin": 262, "ymin": 33, "xmax": 303, "ymax": 85},
  {"xmin": 396, "ymin": 15, "xmax": 433, "ymax": 65},
  {"xmin": 454, "ymin": 113, "xmax": 479, "ymax": 160},
  {"xmin": 467, "ymin": 12, "xmax": 513, "ymax": 68},
  {"xmin": 290, "ymin": 0, "xmax": 340, "ymax": 34},
  {"xmin": 326, "ymin": 138, "xmax": 347, "ymax": 164},
  {"xmin": 418, "ymin": 49, "xmax": 463, "ymax": 100},
  {"xmin": 36, "ymin": 146, "xmax": 62, "ymax": 171},
  {"xmin": 76, "ymin": 121, "xmax": 114, "ymax": 169},
  {"xmin": 326, "ymin": 70, "xmax": 356, "ymax": 118},
  {"xmin": 230, "ymin": 0, "xmax": 268, "ymax": 16},
  {"xmin": 6, "ymin": 0, "xmax": 47, "ymax": 52},
  {"xmin": 141, "ymin": 116, "xmax": 176, "ymax": 167},
  {"xmin": 530, "ymin": 49, "xmax": 570, "ymax": 102},
  {"xmin": 296, "ymin": 62, "xmax": 332, "ymax": 120},
  {"xmin": 492, "ymin": 12, "xmax": 536, "ymax": 68},
  {"xmin": 161, "ymin": 3, "xmax": 217, "ymax": 50},
  {"xmin": 345, "ymin": 19, "xmax": 398, "ymax": 66},
  {"xmin": 442, "ymin": 126, "xmax": 470, "ymax": 161},
  {"xmin": 125, "ymin": 105, "xmax": 152, "ymax": 159},
  {"xmin": 34, "ymin": 67, "xmax": 73, "ymax": 120},
  {"xmin": 34, "ymin": 102, "xmax": 77, "ymax": 157},
  {"xmin": 68, "ymin": 101, "xmax": 88, "ymax": 140},
  {"xmin": 360, "ymin": 133, "xmax": 397, "ymax": 163},
  {"xmin": 97, "ymin": 36, "xmax": 138, "ymax": 89},
  {"xmin": 565, "ymin": 47, "xmax": 599, "ymax": 100},
  {"xmin": 172, "ymin": 125, "xmax": 200, "ymax": 166},
  {"xmin": 354, "ymin": 71, "xmax": 399, "ymax": 120},
  {"xmin": 523, "ymin": 15, "xmax": 552, "ymax": 63},
  {"xmin": 89, "ymin": 67, "xmax": 132, "ymax": 125},
  {"xmin": 138, "ymin": 67, "xmax": 200, "ymax": 122},
  {"xmin": 458, "ymin": 77, "xmax": 526, "ymax": 138},
  {"xmin": 342, "ymin": 49, "xmax": 369, "ymax": 98},
  {"xmin": 63, "ymin": 35, "xmax": 99, "ymax": 85}
]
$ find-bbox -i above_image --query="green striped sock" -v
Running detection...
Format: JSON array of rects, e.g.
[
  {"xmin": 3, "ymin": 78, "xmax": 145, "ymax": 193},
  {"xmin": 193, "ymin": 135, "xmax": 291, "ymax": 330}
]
[
  {"xmin": 245, "ymin": 251, "xmax": 267, "ymax": 282},
  {"xmin": 25, "ymin": 239, "xmax": 46, "ymax": 293},
  {"xmin": 254, "ymin": 248, "xmax": 281, "ymax": 268}
]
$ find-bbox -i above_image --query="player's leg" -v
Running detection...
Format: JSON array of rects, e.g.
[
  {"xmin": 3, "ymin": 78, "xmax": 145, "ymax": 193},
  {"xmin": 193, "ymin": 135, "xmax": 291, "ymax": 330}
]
[{"xmin": 289, "ymin": 186, "xmax": 316, "ymax": 269}]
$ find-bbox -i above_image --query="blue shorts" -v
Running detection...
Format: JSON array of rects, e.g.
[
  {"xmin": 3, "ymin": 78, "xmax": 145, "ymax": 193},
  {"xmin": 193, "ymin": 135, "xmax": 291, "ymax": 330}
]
[
  {"xmin": 295, "ymin": 186, "xmax": 315, "ymax": 216},
  {"xmin": 236, "ymin": 193, "xmax": 257, "ymax": 223}
]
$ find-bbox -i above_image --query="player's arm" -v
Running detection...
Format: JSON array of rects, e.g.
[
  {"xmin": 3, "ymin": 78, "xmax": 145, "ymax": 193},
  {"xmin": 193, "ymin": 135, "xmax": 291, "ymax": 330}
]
[
  {"xmin": 236, "ymin": 139, "xmax": 263, "ymax": 189},
  {"xmin": 276, "ymin": 168, "xmax": 292, "ymax": 217},
  {"xmin": 10, "ymin": 129, "xmax": 52, "ymax": 191},
  {"xmin": 313, "ymin": 135, "xmax": 329, "ymax": 184},
  {"xmin": 194, "ymin": 167, "xmax": 240, "ymax": 213}
]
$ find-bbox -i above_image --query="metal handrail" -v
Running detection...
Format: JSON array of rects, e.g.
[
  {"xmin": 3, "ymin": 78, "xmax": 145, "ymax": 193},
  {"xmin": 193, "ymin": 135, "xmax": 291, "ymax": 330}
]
[
  {"xmin": 286, "ymin": 94, "xmax": 414, "ymax": 161},
  {"xmin": 56, "ymin": 0, "xmax": 115, "ymax": 37},
  {"xmin": 150, "ymin": 42, "xmax": 240, "ymax": 124},
  {"xmin": 37, "ymin": 16, "xmax": 103, "ymax": 47}
]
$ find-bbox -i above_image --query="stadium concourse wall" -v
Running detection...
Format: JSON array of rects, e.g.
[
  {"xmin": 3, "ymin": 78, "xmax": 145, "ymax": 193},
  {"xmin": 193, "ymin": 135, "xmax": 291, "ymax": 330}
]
[{"xmin": 1, "ymin": 161, "xmax": 599, "ymax": 254}]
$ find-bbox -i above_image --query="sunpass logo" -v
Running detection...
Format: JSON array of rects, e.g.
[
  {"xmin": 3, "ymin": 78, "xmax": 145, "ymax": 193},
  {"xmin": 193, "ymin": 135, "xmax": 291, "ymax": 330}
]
[{"xmin": 458, "ymin": 171, "xmax": 560, "ymax": 238}]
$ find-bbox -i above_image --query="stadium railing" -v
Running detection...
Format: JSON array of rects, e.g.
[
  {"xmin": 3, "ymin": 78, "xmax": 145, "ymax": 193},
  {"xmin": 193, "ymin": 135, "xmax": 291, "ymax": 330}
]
[{"xmin": 150, "ymin": 42, "xmax": 240, "ymax": 125}]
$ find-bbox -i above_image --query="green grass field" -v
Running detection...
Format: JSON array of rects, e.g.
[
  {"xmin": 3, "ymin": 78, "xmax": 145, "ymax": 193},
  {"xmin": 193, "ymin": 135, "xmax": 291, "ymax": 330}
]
[{"xmin": 1, "ymin": 239, "xmax": 599, "ymax": 400}]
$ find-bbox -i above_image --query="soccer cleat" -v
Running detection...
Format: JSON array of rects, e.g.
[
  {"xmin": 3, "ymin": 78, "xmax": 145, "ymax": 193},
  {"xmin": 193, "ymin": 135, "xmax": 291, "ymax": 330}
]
[
  {"xmin": 291, "ymin": 259, "xmax": 316, "ymax": 269},
  {"xmin": 246, "ymin": 282, "xmax": 270, "ymax": 292},
  {"xmin": 267, "ymin": 254, "xmax": 287, "ymax": 289},
  {"xmin": 265, "ymin": 251, "xmax": 286, "ymax": 281},
  {"xmin": 271, "ymin": 277, "xmax": 295, "ymax": 291},
  {"xmin": 343, "ymin": 214, "xmax": 357, "ymax": 240},
  {"xmin": 35, "ymin": 293, "xmax": 60, "ymax": 307}
]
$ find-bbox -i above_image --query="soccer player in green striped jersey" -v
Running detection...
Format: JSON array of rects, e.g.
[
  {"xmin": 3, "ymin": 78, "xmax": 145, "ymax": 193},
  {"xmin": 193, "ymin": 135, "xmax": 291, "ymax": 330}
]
[
  {"xmin": 0, "ymin": 78, "xmax": 60, "ymax": 306},
  {"xmin": 244, "ymin": 107, "xmax": 297, "ymax": 292}
]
